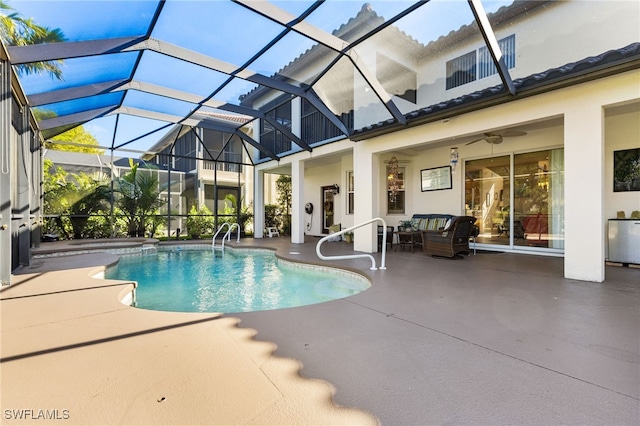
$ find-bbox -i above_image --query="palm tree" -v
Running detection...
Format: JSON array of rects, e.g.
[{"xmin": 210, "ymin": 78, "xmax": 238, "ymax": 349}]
[
  {"xmin": 43, "ymin": 159, "xmax": 111, "ymax": 239},
  {"xmin": 0, "ymin": 1, "xmax": 66, "ymax": 79},
  {"xmin": 116, "ymin": 160, "xmax": 166, "ymax": 237},
  {"xmin": 66, "ymin": 175, "xmax": 111, "ymax": 239}
]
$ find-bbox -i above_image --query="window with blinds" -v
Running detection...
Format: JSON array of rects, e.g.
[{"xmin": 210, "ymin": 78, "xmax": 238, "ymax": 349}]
[
  {"xmin": 479, "ymin": 35, "xmax": 516, "ymax": 79},
  {"xmin": 446, "ymin": 51, "xmax": 476, "ymax": 90},
  {"xmin": 446, "ymin": 34, "xmax": 515, "ymax": 90}
]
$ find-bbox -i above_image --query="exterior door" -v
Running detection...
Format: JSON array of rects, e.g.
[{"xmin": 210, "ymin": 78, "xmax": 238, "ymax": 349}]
[
  {"xmin": 321, "ymin": 186, "xmax": 335, "ymax": 234},
  {"xmin": 464, "ymin": 148, "xmax": 564, "ymax": 251},
  {"xmin": 464, "ymin": 155, "xmax": 510, "ymax": 245}
]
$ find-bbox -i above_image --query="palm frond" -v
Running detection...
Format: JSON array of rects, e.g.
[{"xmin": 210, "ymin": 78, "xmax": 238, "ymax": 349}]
[{"xmin": 0, "ymin": 3, "xmax": 66, "ymax": 80}]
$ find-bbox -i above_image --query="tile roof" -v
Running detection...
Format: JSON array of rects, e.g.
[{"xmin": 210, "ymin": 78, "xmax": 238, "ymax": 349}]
[{"xmin": 197, "ymin": 111, "xmax": 253, "ymax": 125}]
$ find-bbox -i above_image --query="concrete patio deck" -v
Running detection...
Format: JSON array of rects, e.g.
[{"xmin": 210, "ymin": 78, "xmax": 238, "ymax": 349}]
[{"xmin": 1, "ymin": 237, "xmax": 639, "ymax": 425}]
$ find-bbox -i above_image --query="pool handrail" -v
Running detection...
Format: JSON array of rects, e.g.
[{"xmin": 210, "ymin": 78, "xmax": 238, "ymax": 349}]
[
  {"xmin": 316, "ymin": 218, "xmax": 387, "ymax": 270},
  {"xmin": 221, "ymin": 223, "xmax": 240, "ymax": 248},
  {"xmin": 212, "ymin": 223, "xmax": 239, "ymax": 248},
  {"xmin": 212, "ymin": 223, "xmax": 230, "ymax": 247}
]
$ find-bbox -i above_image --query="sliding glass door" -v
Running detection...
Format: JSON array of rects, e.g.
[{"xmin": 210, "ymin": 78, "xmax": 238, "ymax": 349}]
[
  {"xmin": 465, "ymin": 156, "xmax": 510, "ymax": 245},
  {"xmin": 465, "ymin": 148, "xmax": 564, "ymax": 251},
  {"xmin": 513, "ymin": 149, "xmax": 564, "ymax": 249}
]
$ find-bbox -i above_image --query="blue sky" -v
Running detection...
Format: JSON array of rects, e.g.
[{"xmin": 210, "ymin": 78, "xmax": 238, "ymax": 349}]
[{"xmin": 11, "ymin": 0, "xmax": 512, "ymax": 156}]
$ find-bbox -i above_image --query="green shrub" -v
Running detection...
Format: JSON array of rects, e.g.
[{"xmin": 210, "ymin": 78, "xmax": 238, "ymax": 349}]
[
  {"xmin": 186, "ymin": 205, "xmax": 215, "ymax": 239},
  {"xmin": 265, "ymin": 204, "xmax": 280, "ymax": 231}
]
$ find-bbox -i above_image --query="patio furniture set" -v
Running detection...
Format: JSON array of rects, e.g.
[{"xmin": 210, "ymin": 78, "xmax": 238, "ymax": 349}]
[{"xmin": 379, "ymin": 214, "xmax": 478, "ymax": 259}]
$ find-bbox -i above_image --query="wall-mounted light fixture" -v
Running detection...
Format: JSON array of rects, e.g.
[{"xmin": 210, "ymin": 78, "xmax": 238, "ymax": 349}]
[
  {"xmin": 450, "ymin": 147, "xmax": 459, "ymax": 172},
  {"xmin": 331, "ymin": 184, "xmax": 340, "ymax": 194}
]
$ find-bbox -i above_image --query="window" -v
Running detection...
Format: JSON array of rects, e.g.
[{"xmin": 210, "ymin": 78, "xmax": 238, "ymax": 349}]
[
  {"xmin": 301, "ymin": 99, "xmax": 352, "ymax": 145},
  {"xmin": 479, "ymin": 35, "xmax": 516, "ymax": 79},
  {"xmin": 260, "ymin": 98, "xmax": 292, "ymax": 159},
  {"xmin": 446, "ymin": 51, "xmax": 476, "ymax": 90},
  {"xmin": 346, "ymin": 171, "xmax": 354, "ymax": 214},
  {"xmin": 160, "ymin": 131, "xmax": 196, "ymax": 173},
  {"xmin": 202, "ymin": 130, "xmax": 242, "ymax": 172},
  {"xmin": 387, "ymin": 167, "xmax": 405, "ymax": 214},
  {"xmin": 446, "ymin": 35, "xmax": 516, "ymax": 89}
]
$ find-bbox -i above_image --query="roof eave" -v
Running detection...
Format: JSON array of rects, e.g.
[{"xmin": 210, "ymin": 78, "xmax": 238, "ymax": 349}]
[{"xmin": 351, "ymin": 44, "xmax": 640, "ymax": 141}]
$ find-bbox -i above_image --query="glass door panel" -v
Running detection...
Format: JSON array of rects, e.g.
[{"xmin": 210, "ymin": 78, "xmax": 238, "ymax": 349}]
[
  {"xmin": 321, "ymin": 186, "xmax": 336, "ymax": 234},
  {"xmin": 513, "ymin": 149, "xmax": 564, "ymax": 249},
  {"xmin": 464, "ymin": 156, "xmax": 510, "ymax": 245}
]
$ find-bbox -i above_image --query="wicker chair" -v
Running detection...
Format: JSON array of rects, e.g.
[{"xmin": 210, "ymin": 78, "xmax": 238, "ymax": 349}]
[{"xmin": 422, "ymin": 216, "xmax": 477, "ymax": 258}]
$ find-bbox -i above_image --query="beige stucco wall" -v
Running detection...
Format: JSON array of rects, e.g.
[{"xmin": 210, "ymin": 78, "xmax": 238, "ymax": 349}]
[
  {"xmin": 302, "ymin": 162, "xmax": 343, "ymax": 236},
  {"xmin": 413, "ymin": 0, "xmax": 639, "ymax": 115},
  {"xmin": 604, "ymin": 107, "xmax": 640, "ymax": 220},
  {"xmin": 254, "ymin": 66, "xmax": 639, "ymax": 281},
  {"xmin": 260, "ymin": 71, "xmax": 638, "ymax": 237}
]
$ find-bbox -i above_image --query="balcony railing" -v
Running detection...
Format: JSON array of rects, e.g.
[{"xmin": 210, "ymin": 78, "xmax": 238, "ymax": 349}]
[{"xmin": 202, "ymin": 151, "xmax": 242, "ymax": 172}]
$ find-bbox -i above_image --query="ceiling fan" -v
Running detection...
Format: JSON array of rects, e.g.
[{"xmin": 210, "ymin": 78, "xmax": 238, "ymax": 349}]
[{"xmin": 465, "ymin": 130, "xmax": 527, "ymax": 145}]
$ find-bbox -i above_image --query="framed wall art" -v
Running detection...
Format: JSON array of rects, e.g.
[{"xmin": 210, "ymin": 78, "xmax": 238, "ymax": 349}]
[
  {"xmin": 614, "ymin": 148, "xmax": 640, "ymax": 192},
  {"xmin": 420, "ymin": 165, "xmax": 452, "ymax": 192}
]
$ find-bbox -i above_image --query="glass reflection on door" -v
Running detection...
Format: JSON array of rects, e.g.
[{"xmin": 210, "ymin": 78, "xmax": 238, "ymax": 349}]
[
  {"xmin": 465, "ymin": 156, "xmax": 510, "ymax": 245},
  {"xmin": 321, "ymin": 186, "xmax": 335, "ymax": 234},
  {"xmin": 464, "ymin": 148, "xmax": 564, "ymax": 250},
  {"xmin": 514, "ymin": 149, "xmax": 564, "ymax": 249}
]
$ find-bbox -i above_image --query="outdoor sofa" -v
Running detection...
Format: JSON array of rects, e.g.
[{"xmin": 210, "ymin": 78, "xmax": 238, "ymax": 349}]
[{"xmin": 405, "ymin": 214, "xmax": 478, "ymax": 258}]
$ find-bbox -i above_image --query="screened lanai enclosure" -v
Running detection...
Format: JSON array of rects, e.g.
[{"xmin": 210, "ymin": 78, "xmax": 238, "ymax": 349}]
[
  {"xmin": 1, "ymin": 0, "xmax": 521, "ymax": 275},
  {"xmin": 2, "ymin": 0, "xmax": 639, "ymax": 283}
]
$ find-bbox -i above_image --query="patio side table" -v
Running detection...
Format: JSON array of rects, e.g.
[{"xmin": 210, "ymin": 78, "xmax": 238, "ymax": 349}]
[{"xmin": 394, "ymin": 231, "xmax": 421, "ymax": 252}]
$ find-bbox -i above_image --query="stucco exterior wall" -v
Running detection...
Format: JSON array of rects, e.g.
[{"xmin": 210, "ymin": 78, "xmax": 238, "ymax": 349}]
[
  {"xmin": 508, "ymin": 0, "xmax": 639, "ymax": 80},
  {"xmin": 302, "ymin": 162, "xmax": 343, "ymax": 236},
  {"xmin": 248, "ymin": 1, "xmax": 640, "ymax": 281},
  {"xmin": 604, "ymin": 108, "xmax": 640, "ymax": 220},
  {"xmin": 414, "ymin": 0, "xmax": 639, "ymax": 112}
]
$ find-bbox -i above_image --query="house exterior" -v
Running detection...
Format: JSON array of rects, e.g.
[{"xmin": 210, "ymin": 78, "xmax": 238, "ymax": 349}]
[
  {"xmin": 140, "ymin": 113, "xmax": 257, "ymax": 232},
  {"xmin": 240, "ymin": 1, "xmax": 640, "ymax": 282},
  {"xmin": 1, "ymin": 0, "xmax": 638, "ymax": 285}
]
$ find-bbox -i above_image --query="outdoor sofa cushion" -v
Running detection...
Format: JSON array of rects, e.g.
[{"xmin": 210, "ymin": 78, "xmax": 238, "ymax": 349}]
[{"xmin": 411, "ymin": 214, "xmax": 456, "ymax": 232}]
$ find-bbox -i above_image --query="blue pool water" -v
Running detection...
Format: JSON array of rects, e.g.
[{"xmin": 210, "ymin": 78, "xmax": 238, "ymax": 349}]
[{"xmin": 105, "ymin": 248, "xmax": 370, "ymax": 313}]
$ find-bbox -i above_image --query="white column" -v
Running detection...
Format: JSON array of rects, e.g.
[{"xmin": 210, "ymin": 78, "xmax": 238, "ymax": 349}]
[
  {"xmin": 291, "ymin": 97, "xmax": 301, "ymax": 138},
  {"xmin": 291, "ymin": 158, "xmax": 305, "ymax": 244},
  {"xmin": 253, "ymin": 169, "xmax": 265, "ymax": 239},
  {"xmin": 564, "ymin": 105, "xmax": 605, "ymax": 282},
  {"xmin": 353, "ymin": 144, "xmax": 379, "ymax": 252}
]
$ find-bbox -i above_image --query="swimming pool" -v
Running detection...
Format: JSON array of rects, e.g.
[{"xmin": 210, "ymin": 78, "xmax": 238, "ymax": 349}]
[{"xmin": 105, "ymin": 247, "xmax": 370, "ymax": 313}]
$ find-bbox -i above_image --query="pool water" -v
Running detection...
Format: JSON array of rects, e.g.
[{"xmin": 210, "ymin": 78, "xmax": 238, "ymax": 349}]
[{"xmin": 105, "ymin": 248, "xmax": 370, "ymax": 313}]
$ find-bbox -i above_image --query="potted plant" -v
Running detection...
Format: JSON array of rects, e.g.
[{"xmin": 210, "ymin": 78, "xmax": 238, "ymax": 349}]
[
  {"xmin": 344, "ymin": 231, "xmax": 354, "ymax": 243},
  {"xmin": 398, "ymin": 219, "xmax": 414, "ymax": 232}
]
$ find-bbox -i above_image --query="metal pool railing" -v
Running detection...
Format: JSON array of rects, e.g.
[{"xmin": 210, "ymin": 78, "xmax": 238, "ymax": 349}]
[
  {"xmin": 316, "ymin": 217, "xmax": 388, "ymax": 270},
  {"xmin": 212, "ymin": 223, "xmax": 240, "ymax": 249}
]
